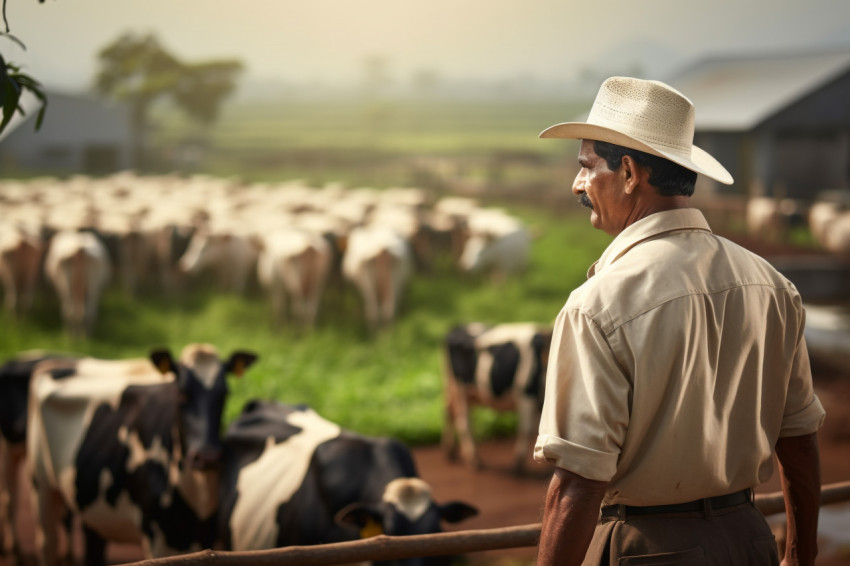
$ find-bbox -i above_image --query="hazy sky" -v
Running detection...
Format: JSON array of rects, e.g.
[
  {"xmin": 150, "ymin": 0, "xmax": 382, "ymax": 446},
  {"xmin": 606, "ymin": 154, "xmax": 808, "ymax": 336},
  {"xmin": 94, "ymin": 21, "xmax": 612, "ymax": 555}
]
[{"xmin": 4, "ymin": 0, "xmax": 850, "ymax": 91}]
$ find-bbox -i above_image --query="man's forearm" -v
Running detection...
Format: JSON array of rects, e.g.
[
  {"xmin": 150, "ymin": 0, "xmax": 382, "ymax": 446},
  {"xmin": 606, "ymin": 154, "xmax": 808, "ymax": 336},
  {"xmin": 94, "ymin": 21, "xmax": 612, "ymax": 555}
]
[
  {"xmin": 775, "ymin": 432, "xmax": 821, "ymax": 566},
  {"xmin": 537, "ymin": 467, "xmax": 607, "ymax": 566}
]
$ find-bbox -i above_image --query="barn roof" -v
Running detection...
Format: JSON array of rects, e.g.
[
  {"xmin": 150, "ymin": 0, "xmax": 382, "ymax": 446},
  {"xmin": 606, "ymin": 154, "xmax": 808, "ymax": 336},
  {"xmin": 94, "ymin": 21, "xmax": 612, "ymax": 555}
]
[{"xmin": 668, "ymin": 49, "xmax": 850, "ymax": 132}]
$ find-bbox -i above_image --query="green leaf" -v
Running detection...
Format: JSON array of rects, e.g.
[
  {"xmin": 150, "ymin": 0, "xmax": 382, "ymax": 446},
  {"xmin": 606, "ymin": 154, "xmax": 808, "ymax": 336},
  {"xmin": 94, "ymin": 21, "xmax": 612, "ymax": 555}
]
[
  {"xmin": 0, "ymin": 84, "xmax": 21, "ymax": 132},
  {"xmin": 0, "ymin": 63, "xmax": 48, "ymax": 134}
]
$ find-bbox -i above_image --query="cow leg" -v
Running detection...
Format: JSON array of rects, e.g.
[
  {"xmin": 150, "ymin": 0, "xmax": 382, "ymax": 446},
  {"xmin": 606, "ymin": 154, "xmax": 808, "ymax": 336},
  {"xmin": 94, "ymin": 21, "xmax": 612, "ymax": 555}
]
[
  {"xmin": 356, "ymin": 277, "xmax": 379, "ymax": 329},
  {"xmin": 32, "ymin": 486, "xmax": 64, "ymax": 566},
  {"xmin": 441, "ymin": 401, "xmax": 459, "ymax": 461},
  {"xmin": 440, "ymin": 377, "xmax": 460, "ymax": 461},
  {"xmin": 453, "ymin": 392, "xmax": 481, "ymax": 469},
  {"xmin": 0, "ymin": 436, "xmax": 11, "ymax": 556},
  {"xmin": 52, "ymin": 262, "xmax": 75, "ymax": 336},
  {"xmin": 82, "ymin": 525, "xmax": 106, "ymax": 566},
  {"xmin": 303, "ymin": 290, "xmax": 321, "ymax": 329},
  {"xmin": 0, "ymin": 442, "xmax": 26, "ymax": 558},
  {"xmin": 512, "ymin": 397, "xmax": 540, "ymax": 475},
  {"xmin": 57, "ymin": 511, "xmax": 76, "ymax": 566},
  {"xmin": 84, "ymin": 270, "xmax": 106, "ymax": 338},
  {"xmin": 0, "ymin": 260, "xmax": 17, "ymax": 314}
]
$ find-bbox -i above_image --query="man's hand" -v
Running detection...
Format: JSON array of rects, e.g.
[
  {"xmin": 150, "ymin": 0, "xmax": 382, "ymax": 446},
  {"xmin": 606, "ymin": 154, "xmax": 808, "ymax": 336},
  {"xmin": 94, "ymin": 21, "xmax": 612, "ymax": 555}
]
[{"xmin": 537, "ymin": 467, "xmax": 607, "ymax": 566}]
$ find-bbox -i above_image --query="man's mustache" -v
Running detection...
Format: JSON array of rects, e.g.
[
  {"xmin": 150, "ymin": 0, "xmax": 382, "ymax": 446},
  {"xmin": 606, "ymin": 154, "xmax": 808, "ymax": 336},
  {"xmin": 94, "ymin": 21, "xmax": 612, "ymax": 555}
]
[{"xmin": 579, "ymin": 193, "xmax": 593, "ymax": 210}]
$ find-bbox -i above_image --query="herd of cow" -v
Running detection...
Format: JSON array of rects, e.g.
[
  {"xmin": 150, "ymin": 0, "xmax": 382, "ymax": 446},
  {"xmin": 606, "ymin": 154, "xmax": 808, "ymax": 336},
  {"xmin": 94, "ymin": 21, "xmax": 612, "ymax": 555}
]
[
  {"xmin": 745, "ymin": 193, "xmax": 850, "ymax": 254},
  {"xmin": 0, "ymin": 318, "xmax": 554, "ymax": 566},
  {"xmin": 0, "ymin": 172, "xmax": 533, "ymax": 336}
]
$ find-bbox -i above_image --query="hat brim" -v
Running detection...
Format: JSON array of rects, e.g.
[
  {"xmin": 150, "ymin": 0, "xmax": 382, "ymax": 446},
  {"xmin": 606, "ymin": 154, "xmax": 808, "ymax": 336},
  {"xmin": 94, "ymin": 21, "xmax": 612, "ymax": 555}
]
[{"xmin": 539, "ymin": 122, "xmax": 734, "ymax": 185}]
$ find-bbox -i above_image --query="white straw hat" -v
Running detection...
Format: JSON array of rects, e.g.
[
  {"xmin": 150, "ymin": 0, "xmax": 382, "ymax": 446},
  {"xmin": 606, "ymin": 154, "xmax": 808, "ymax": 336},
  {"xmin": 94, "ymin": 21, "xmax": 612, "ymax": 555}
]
[{"xmin": 539, "ymin": 76, "xmax": 734, "ymax": 185}]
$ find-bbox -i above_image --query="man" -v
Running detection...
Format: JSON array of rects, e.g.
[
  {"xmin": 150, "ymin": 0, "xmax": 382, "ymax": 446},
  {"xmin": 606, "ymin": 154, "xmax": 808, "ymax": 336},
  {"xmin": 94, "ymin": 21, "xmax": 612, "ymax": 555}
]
[{"xmin": 533, "ymin": 76, "xmax": 825, "ymax": 566}]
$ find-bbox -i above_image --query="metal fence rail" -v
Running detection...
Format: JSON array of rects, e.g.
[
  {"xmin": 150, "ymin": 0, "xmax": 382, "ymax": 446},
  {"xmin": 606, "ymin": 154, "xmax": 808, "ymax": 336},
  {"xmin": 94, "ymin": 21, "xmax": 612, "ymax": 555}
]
[{"xmin": 123, "ymin": 480, "xmax": 850, "ymax": 566}]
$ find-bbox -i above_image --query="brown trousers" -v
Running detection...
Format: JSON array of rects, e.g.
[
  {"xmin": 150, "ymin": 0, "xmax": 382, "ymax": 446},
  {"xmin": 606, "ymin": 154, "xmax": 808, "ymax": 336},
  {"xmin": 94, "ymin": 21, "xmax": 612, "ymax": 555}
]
[{"xmin": 583, "ymin": 501, "xmax": 779, "ymax": 565}]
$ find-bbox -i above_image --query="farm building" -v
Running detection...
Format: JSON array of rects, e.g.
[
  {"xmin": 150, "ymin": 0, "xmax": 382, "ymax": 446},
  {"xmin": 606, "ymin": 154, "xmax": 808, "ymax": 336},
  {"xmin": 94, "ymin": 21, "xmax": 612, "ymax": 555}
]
[
  {"xmin": 0, "ymin": 90, "xmax": 134, "ymax": 174},
  {"xmin": 667, "ymin": 48, "xmax": 850, "ymax": 201}
]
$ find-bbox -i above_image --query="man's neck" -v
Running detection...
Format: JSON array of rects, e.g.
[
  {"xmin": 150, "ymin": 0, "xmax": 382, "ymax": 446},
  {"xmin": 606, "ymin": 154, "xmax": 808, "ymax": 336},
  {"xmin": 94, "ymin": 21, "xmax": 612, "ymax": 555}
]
[{"xmin": 621, "ymin": 195, "xmax": 690, "ymax": 232}]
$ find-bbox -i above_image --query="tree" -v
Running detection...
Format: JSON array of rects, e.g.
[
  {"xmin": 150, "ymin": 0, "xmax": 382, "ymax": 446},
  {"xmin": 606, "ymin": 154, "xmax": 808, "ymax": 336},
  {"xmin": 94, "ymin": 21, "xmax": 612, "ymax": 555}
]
[
  {"xmin": 0, "ymin": 0, "xmax": 47, "ymax": 136},
  {"xmin": 94, "ymin": 32, "xmax": 243, "ymax": 168}
]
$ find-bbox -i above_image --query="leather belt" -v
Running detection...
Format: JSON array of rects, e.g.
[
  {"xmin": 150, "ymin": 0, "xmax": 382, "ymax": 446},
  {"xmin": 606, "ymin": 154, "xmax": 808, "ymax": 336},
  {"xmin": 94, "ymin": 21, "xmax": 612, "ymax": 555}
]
[{"xmin": 600, "ymin": 489, "xmax": 753, "ymax": 520}]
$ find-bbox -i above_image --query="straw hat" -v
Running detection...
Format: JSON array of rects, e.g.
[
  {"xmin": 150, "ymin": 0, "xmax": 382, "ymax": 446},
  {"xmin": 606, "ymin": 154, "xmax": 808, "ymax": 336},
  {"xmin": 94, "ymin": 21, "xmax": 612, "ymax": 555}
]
[{"xmin": 539, "ymin": 76, "xmax": 733, "ymax": 185}]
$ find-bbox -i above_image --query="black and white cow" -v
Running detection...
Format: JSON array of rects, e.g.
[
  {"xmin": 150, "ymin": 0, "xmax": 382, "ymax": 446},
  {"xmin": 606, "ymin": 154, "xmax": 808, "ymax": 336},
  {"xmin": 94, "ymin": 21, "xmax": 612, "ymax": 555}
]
[
  {"xmin": 219, "ymin": 400, "xmax": 478, "ymax": 565},
  {"xmin": 0, "ymin": 352, "xmax": 78, "ymax": 559},
  {"xmin": 442, "ymin": 322, "xmax": 553, "ymax": 474},
  {"xmin": 27, "ymin": 344, "xmax": 257, "ymax": 566}
]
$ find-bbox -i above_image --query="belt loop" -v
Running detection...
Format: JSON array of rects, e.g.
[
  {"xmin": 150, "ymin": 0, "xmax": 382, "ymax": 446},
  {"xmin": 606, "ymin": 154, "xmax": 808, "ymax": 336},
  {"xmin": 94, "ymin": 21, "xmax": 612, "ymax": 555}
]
[
  {"xmin": 617, "ymin": 504, "xmax": 626, "ymax": 521},
  {"xmin": 703, "ymin": 497, "xmax": 713, "ymax": 518}
]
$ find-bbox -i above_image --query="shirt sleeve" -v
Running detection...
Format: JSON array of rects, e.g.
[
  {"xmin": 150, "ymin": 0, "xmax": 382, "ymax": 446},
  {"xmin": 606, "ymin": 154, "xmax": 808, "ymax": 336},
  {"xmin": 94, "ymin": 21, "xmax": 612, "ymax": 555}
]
[
  {"xmin": 780, "ymin": 328, "xmax": 826, "ymax": 438},
  {"xmin": 534, "ymin": 303, "xmax": 631, "ymax": 482}
]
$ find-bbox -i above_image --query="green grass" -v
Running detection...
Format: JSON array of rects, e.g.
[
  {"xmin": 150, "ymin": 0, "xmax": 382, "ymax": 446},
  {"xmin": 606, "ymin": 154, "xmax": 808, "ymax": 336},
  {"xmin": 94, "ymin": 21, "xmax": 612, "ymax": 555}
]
[
  {"xmin": 4, "ymin": 96, "xmax": 604, "ymax": 446},
  {"xmin": 155, "ymin": 98, "xmax": 588, "ymax": 155},
  {"xmin": 1, "ymin": 204, "xmax": 609, "ymax": 446}
]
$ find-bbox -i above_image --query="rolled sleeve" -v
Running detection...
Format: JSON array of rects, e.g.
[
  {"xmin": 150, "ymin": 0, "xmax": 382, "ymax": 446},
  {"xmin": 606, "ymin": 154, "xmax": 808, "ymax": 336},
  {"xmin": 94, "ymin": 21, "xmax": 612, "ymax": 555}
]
[
  {"xmin": 780, "ymin": 333, "xmax": 826, "ymax": 437},
  {"xmin": 534, "ymin": 434, "xmax": 619, "ymax": 481},
  {"xmin": 533, "ymin": 303, "xmax": 629, "ymax": 482},
  {"xmin": 780, "ymin": 395, "xmax": 826, "ymax": 438}
]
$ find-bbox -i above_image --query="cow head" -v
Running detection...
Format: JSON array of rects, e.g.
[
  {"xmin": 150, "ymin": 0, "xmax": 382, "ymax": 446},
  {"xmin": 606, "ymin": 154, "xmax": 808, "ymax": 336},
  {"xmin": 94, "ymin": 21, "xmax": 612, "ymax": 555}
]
[
  {"xmin": 335, "ymin": 478, "xmax": 478, "ymax": 566},
  {"xmin": 150, "ymin": 344, "xmax": 257, "ymax": 470}
]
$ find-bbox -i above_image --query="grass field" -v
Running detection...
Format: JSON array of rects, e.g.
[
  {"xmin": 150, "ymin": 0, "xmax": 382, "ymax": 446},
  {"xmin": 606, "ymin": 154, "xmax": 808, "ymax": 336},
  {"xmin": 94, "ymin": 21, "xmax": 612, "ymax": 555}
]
[
  {"xmin": 2, "ymin": 95, "xmax": 617, "ymax": 446},
  {"xmin": 1, "ymin": 199, "xmax": 610, "ymax": 446},
  {"xmin": 150, "ymin": 97, "xmax": 586, "ymax": 187},
  {"xmin": 157, "ymin": 98, "xmax": 587, "ymax": 153}
]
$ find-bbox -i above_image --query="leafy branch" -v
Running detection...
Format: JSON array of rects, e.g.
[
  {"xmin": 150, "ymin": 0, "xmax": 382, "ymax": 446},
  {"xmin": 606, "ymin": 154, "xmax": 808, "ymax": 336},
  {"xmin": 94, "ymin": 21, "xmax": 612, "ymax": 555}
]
[{"xmin": 0, "ymin": 0, "xmax": 49, "ymax": 136}]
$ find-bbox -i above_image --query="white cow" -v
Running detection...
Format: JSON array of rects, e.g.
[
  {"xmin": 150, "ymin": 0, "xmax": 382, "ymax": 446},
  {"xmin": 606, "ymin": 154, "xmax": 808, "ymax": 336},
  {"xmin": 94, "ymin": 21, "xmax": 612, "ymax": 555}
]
[
  {"xmin": 44, "ymin": 231, "xmax": 111, "ymax": 338},
  {"xmin": 0, "ymin": 222, "xmax": 44, "ymax": 317},
  {"xmin": 257, "ymin": 227, "xmax": 333, "ymax": 329},
  {"xmin": 342, "ymin": 226, "xmax": 413, "ymax": 329},
  {"xmin": 746, "ymin": 196, "xmax": 807, "ymax": 243},
  {"xmin": 458, "ymin": 209, "xmax": 530, "ymax": 282},
  {"xmin": 809, "ymin": 200, "xmax": 850, "ymax": 255},
  {"xmin": 821, "ymin": 213, "xmax": 850, "ymax": 256},
  {"xmin": 442, "ymin": 322, "xmax": 553, "ymax": 473},
  {"xmin": 746, "ymin": 196, "xmax": 783, "ymax": 242},
  {"xmin": 808, "ymin": 200, "xmax": 842, "ymax": 246},
  {"xmin": 178, "ymin": 227, "xmax": 260, "ymax": 294}
]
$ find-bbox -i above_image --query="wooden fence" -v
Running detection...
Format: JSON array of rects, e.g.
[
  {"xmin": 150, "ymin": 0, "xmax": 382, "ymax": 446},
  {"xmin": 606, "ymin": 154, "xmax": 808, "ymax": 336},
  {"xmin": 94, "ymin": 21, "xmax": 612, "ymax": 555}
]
[{"xmin": 121, "ymin": 481, "xmax": 850, "ymax": 566}]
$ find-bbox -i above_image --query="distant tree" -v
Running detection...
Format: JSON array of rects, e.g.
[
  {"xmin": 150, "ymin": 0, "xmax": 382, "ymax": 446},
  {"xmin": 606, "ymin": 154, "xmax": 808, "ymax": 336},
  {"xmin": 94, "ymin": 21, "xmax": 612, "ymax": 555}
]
[
  {"xmin": 361, "ymin": 55, "xmax": 391, "ymax": 100},
  {"xmin": 94, "ymin": 32, "xmax": 243, "ymax": 168},
  {"xmin": 0, "ymin": 0, "xmax": 47, "ymax": 136},
  {"xmin": 411, "ymin": 68, "xmax": 441, "ymax": 96}
]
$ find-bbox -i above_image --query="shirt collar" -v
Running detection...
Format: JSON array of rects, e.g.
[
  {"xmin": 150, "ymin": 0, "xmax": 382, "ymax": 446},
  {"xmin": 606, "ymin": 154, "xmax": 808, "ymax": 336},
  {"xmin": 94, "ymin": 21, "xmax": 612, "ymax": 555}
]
[{"xmin": 587, "ymin": 208, "xmax": 712, "ymax": 278}]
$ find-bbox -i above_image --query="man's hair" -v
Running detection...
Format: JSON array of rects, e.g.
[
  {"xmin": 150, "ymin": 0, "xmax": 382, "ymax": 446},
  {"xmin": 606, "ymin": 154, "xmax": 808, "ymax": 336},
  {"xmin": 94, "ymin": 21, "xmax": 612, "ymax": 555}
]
[{"xmin": 593, "ymin": 141, "xmax": 697, "ymax": 197}]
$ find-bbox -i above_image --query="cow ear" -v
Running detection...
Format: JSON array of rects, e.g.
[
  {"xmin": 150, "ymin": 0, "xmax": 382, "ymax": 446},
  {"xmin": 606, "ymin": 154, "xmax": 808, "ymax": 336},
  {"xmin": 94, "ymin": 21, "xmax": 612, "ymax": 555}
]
[
  {"xmin": 150, "ymin": 350, "xmax": 177, "ymax": 375},
  {"xmin": 334, "ymin": 503, "xmax": 384, "ymax": 539},
  {"xmin": 225, "ymin": 351, "xmax": 258, "ymax": 377},
  {"xmin": 438, "ymin": 501, "xmax": 479, "ymax": 524}
]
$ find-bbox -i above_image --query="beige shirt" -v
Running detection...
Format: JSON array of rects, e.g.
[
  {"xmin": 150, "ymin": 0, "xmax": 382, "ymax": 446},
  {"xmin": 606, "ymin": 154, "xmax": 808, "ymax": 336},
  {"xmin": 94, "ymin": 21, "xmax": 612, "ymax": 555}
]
[{"xmin": 534, "ymin": 208, "xmax": 825, "ymax": 506}]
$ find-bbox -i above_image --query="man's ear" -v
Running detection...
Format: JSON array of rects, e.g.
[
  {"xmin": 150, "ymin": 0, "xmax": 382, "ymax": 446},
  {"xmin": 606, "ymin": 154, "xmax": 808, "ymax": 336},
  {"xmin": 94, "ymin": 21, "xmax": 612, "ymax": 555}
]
[{"xmin": 620, "ymin": 155, "xmax": 644, "ymax": 195}]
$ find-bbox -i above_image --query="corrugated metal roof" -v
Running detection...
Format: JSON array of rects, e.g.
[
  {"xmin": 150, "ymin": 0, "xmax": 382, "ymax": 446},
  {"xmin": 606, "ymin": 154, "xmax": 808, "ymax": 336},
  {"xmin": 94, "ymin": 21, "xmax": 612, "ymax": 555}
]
[{"xmin": 668, "ymin": 49, "xmax": 850, "ymax": 131}]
